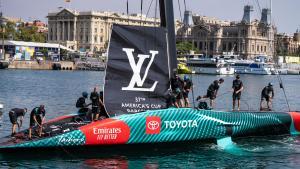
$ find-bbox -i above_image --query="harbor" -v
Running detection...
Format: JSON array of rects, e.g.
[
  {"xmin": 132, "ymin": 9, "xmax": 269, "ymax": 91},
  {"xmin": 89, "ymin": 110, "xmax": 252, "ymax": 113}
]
[
  {"xmin": 0, "ymin": 0, "xmax": 300, "ymax": 168},
  {"xmin": 0, "ymin": 69, "xmax": 300, "ymax": 168}
]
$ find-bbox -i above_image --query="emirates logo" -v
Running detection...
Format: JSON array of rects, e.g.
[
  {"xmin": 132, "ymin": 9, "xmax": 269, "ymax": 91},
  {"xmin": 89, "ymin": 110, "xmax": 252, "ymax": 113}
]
[{"xmin": 146, "ymin": 116, "xmax": 161, "ymax": 134}]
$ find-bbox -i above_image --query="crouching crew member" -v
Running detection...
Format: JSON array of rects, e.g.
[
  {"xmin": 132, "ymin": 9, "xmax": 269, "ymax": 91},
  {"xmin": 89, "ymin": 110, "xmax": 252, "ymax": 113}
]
[
  {"xmin": 197, "ymin": 78, "xmax": 224, "ymax": 109},
  {"xmin": 260, "ymin": 83, "xmax": 274, "ymax": 111},
  {"xmin": 9, "ymin": 108, "xmax": 27, "ymax": 136},
  {"xmin": 170, "ymin": 72, "xmax": 184, "ymax": 107},
  {"xmin": 29, "ymin": 105, "xmax": 46, "ymax": 139},
  {"xmin": 76, "ymin": 92, "xmax": 91, "ymax": 114}
]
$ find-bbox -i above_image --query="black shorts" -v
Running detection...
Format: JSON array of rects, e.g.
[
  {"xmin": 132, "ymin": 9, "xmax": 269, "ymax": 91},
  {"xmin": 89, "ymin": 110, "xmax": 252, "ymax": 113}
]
[
  {"xmin": 261, "ymin": 95, "xmax": 270, "ymax": 101},
  {"xmin": 79, "ymin": 108, "xmax": 89, "ymax": 114},
  {"xmin": 176, "ymin": 92, "xmax": 183, "ymax": 100},
  {"xmin": 9, "ymin": 111, "xmax": 17, "ymax": 124},
  {"xmin": 233, "ymin": 92, "xmax": 241, "ymax": 100},
  {"xmin": 30, "ymin": 115, "xmax": 42, "ymax": 127},
  {"xmin": 183, "ymin": 91, "xmax": 189, "ymax": 99},
  {"xmin": 92, "ymin": 106, "xmax": 100, "ymax": 115},
  {"xmin": 206, "ymin": 90, "xmax": 215, "ymax": 100}
]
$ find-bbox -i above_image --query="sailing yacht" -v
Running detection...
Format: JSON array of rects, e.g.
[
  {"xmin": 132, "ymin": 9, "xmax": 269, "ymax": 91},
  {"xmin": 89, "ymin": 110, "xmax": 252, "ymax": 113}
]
[{"xmin": 0, "ymin": 0, "xmax": 299, "ymax": 151}]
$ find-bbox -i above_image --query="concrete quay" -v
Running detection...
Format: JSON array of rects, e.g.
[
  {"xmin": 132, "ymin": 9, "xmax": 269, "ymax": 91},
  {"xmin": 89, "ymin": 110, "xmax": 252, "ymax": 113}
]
[{"xmin": 8, "ymin": 61, "xmax": 75, "ymax": 70}]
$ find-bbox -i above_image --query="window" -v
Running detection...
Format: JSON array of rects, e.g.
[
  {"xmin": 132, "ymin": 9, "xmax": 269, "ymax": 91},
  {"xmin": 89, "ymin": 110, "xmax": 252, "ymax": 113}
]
[
  {"xmin": 209, "ymin": 42, "xmax": 214, "ymax": 50},
  {"xmin": 194, "ymin": 42, "xmax": 198, "ymax": 49},
  {"xmin": 222, "ymin": 43, "xmax": 226, "ymax": 51},
  {"xmin": 100, "ymin": 36, "xmax": 103, "ymax": 42},
  {"xmin": 257, "ymin": 45, "xmax": 259, "ymax": 52},
  {"xmin": 95, "ymin": 28, "xmax": 97, "ymax": 33},
  {"xmin": 264, "ymin": 46, "xmax": 267, "ymax": 52},
  {"xmin": 94, "ymin": 36, "xmax": 98, "ymax": 43},
  {"xmin": 252, "ymin": 45, "xmax": 254, "ymax": 52},
  {"xmin": 228, "ymin": 42, "xmax": 232, "ymax": 51},
  {"xmin": 199, "ymin": 42, "xmax": 203, "ymax": 50},
  {"xmin": 86, "ymin": 36, "xmax": 89, "ymax": 42}
]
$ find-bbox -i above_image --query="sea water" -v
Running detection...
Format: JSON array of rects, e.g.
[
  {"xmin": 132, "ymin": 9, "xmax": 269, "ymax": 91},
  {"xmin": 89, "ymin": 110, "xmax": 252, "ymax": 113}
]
[{"xmin": 0, "ymin": 69, "xmax": 300, "ymax": 168}]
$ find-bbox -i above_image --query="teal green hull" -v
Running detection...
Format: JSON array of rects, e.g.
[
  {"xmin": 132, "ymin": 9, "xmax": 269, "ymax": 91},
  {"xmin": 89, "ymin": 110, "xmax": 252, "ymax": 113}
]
[{"xmin": 0, "ymin": 108, "xmax": 299, "ymax": 150}]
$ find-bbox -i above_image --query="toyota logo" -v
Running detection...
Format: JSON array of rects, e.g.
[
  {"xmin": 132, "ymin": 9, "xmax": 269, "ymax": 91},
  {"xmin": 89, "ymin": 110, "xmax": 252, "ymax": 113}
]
[{"xmin": 147, "ymin": 121, "xmax": 160, "ymax": 130}]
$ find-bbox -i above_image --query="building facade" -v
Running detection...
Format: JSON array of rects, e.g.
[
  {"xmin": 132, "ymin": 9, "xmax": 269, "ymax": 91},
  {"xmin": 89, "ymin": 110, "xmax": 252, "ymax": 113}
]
[
  {"xmin": 276, "ymin": 30, "xmax": 300, "ymax": 56},
  {"xmin": 177, "ymin": 6, "xmax": 276, "ymax": 60},
  {"xmin": 47, "ymin": 9, "xmax": 160, "ymax": 52}
]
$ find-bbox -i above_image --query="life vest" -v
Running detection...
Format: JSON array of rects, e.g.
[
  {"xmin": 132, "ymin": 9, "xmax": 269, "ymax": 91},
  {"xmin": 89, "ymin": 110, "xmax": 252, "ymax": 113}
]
[{"xmin": 76, "ymin": 97, "xmax": 85, "ymax": 108}]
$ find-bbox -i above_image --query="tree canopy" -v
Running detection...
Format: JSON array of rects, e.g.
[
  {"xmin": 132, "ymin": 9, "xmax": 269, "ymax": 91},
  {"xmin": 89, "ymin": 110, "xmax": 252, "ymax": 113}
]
[{"xmin": 0, "ymin": 21, "xmax": 46, "ymax": 43}]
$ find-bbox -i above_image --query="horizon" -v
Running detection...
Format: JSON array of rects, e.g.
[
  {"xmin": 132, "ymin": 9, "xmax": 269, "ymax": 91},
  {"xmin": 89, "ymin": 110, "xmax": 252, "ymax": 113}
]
[{"xmin": 2, "ymin": 0, "xmax": 300, "ymax": 35}]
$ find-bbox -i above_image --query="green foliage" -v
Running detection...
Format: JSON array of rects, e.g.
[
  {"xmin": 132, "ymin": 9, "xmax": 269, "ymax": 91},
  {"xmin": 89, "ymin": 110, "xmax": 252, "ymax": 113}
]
[
  {"xmin": 176, "ymin": 41, "xmax": 199, "ymax": 55},
  {"xmin": 0, "ymin": 21, "xmax": 46, "ymax": 42}
]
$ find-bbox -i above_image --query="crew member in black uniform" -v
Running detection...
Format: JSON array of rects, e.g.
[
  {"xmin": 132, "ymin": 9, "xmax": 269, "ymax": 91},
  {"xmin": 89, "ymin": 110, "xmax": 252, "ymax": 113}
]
[
  {"xmin": 166, "ymin": 89, "xmax": 179, "ymax": 108},
  {"xmin": 183, "ymin": 75, "xmax": 193, "ymax": 107},
  {"xmin": 29, "ymin": 105, "xmax": 46, "ymax": 139},
  {"xmin": 232, "ymin": 75, "xmax": 244, "ymax": 111},
  {"xmin": 260, "ymin": 83, "xmax": 274, "ymax": 111},
  {"xmin": 197, "ymin": 78, "xmax": 224, "ymax": 108},
  {"xmin": 9, "ymin": 108, "xmax": 27, "ymax": 136},
  {"xmin": 170, "ymin": 72, "xmax": 184, "ymax": 107},
  {"xmin": 76, "ymin": 92, "xmax": 91, "ymax": 115},
  {"xmin": 90, "ymin": 87, "xmax": 100, "ymax": 121}
]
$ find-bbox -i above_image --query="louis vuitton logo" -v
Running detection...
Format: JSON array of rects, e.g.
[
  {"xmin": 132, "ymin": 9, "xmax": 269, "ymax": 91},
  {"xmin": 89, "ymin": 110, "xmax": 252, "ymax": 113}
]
[{"xmin": 122, "ymin": 48, "xmax": 158, "ymax": 92}]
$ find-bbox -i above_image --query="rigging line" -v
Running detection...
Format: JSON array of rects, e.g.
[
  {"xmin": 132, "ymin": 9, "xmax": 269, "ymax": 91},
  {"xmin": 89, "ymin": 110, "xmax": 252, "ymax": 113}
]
[
  {"xmin": 140, "ymin": 0, "xmax": 143, "ymax": 26},
  {"xmin": 183, "ymin": 0, "xmax": 187, "ymax": 11},
  {"xmin": 127, "ymin": 0, "xmax": 129, "ymax": 25},
  {"xmin": 177, "ymin": 0, "xmax": 183, "ymax": 23},
  {"xmin": 275, "ymin": 71, "xmax": 291, "ymax": 111},
  {"xmin": 145, "ymin": 0, "xmax": 154, "ymax": 18},
  {"xmin": 190, "ymin": 75, "xmax": 195, "ymax": 108},
  {"xmin": 254, "ymin": 0, "xmax": 262, "ymax": 20},
  {"xmin": 154, "ymin": 0, "xmax": 158, "ymax": 26}
]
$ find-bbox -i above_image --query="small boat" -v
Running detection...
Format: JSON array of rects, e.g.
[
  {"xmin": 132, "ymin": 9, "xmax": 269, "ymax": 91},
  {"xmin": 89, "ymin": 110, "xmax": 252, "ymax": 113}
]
[
  {"xmin": 0, "ymin": 61, "xmax": 9, "ymax": 69},
  {"xmin": 178, "ymin": 62, "xmax": 192, "ymax": 74},
  {"xmin": 187, "ymin": 57, "xmax": 234, "ymax": 75}
]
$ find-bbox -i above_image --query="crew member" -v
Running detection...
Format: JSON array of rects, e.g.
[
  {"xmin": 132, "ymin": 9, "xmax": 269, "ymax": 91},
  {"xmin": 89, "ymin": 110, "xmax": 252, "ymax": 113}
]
[
  {"xmin": 196, "ymin": 78, "xmax": 224, "ymax": 108},
  {"xmin": 260, "ymin": 83, "xmax": 274, "ymax": 111},
  {"xmin": 183, "ymin": 75, "xmax": 193, "ymax": 107},
  {"xmin": 170, "ymin": 72, "xmax": 184, "ymax": 107},
  {"xmin": 9, "ymin": 108, "xmax": 27, "ymax": 136},
  {"xmin": 166, "ymin": 89, "xmax": 179, "ymax": 108},
  {"xmin": 76, "ymin": 92, "xmax": 91, "ymax": 115},
  {"xmin": 90, "ymin": 87, "xmax": 100, "ymax": 121},
  {"xmin": 29, "ymin": 105, "xmax": 46, "ymax": 139},
  {"xmin": 232, "ymin": 75, "xmax": 244, "ymax": 111}
]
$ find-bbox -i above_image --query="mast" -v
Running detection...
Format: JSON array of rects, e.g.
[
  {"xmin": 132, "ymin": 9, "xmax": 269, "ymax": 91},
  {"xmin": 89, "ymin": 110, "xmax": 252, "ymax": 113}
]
[{"xmin": 159, "ymin": 0, "xmax": 177, "ymax": 72}]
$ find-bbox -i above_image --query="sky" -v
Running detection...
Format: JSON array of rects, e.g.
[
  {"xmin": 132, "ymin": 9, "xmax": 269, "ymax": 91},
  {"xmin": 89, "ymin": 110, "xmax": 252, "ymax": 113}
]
[{"xmin": 2, "ymin": 0, "xmax": 300, "ymax": 34}]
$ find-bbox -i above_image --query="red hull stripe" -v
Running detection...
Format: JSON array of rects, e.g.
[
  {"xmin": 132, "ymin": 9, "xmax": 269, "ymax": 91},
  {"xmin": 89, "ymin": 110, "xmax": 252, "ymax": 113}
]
[
  {"xmin": 289, "ymin": 112, "xmax": 300, "ymax": 132},
  {"xmin": 45, "ymin": 115, "xmax": 74, "ymax": 124},
  {"xmin": 79, "ymin": 119, "xmax": 130, "ymax": 145}
]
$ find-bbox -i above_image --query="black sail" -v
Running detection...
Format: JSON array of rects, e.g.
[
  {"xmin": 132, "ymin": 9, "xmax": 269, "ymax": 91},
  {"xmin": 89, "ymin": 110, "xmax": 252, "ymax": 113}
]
[{"xmin": 104, "ymin": 25, "xmax": 170, "ymax": 116}]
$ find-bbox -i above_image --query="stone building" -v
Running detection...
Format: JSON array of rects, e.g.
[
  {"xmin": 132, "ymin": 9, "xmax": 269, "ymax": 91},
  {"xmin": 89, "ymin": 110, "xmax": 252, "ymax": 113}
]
[
  {"xmin": 276, "ymin": 30, "xmax": 300, "ymax": 56},
  {"xmin": 177, "ymin": 5, "xmax": 276, "ymax": 60},
  {"xmin": 47, "ymin": 9, "xmax": 160, "ymax": 52}
]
